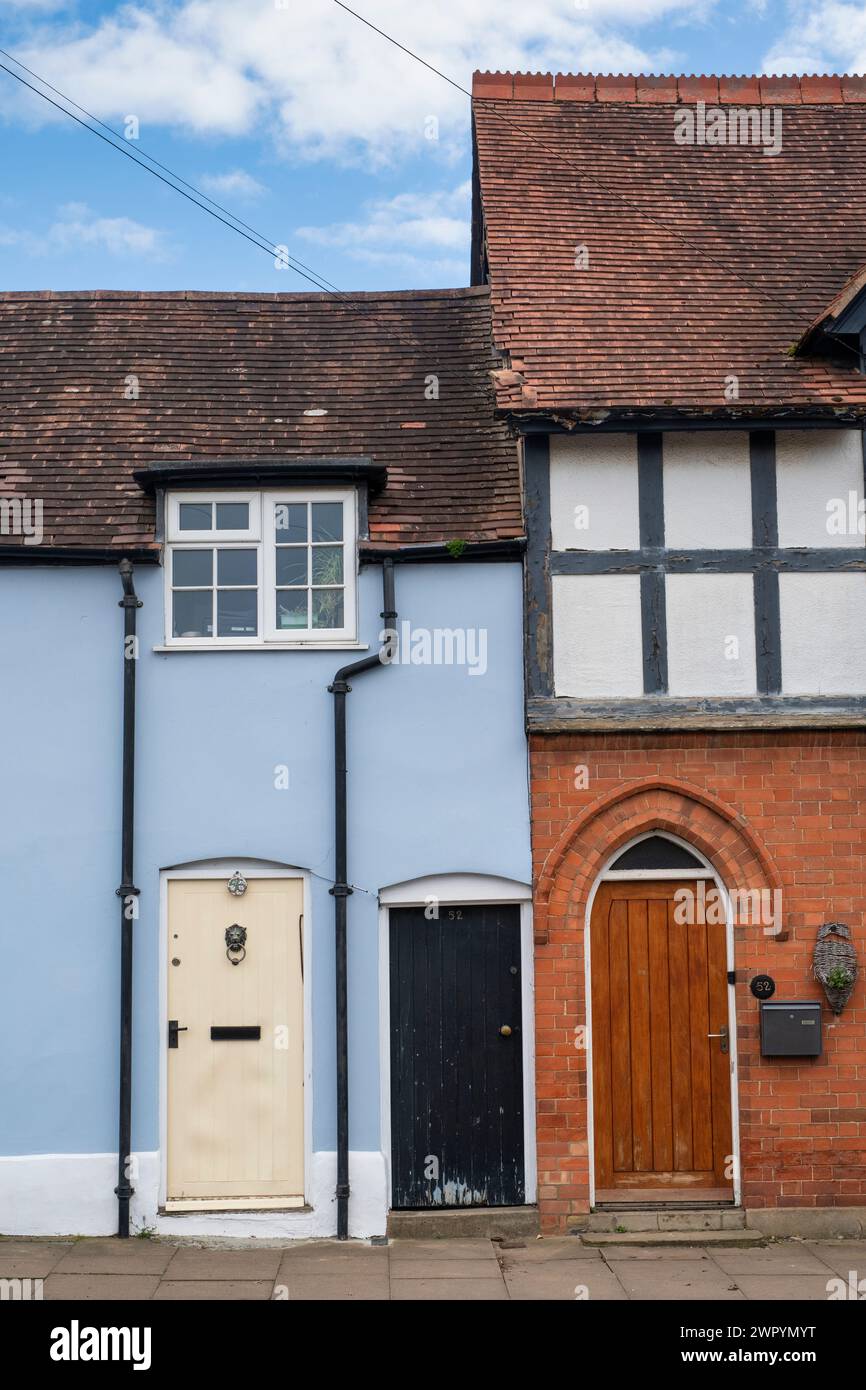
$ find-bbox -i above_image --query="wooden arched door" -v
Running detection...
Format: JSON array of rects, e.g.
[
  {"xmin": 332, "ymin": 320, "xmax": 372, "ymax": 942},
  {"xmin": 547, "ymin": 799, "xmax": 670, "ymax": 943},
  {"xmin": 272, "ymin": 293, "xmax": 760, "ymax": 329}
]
[{"xmin": 590, "ymin": 879, "xmax": 734, "ymax": 1201}]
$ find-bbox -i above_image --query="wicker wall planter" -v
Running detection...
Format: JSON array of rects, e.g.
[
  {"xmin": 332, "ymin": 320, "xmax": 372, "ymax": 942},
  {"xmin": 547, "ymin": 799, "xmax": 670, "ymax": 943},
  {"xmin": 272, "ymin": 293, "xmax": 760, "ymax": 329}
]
[{"xmin": 813, "ymin": 922, "xmax": 859, "ymax": 1015}]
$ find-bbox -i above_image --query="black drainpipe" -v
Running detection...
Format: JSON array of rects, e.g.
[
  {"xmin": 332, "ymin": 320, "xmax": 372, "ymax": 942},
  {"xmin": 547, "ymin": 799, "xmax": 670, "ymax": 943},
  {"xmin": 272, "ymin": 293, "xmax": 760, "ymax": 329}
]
[
  {"xmin": 328, "ymin": 556, "xmax": 396, "ymax": 1240},
  {"xmin": 115, "ymin": 559, "xmax": 142, "ymax": 1238}
]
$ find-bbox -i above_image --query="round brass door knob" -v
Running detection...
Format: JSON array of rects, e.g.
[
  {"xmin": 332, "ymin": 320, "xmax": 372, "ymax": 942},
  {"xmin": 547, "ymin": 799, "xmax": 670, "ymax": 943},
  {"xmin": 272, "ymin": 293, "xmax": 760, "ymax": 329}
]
[{"xmin": 499, "ymin": 1025, "xmax": 513, "ymax": 1037}]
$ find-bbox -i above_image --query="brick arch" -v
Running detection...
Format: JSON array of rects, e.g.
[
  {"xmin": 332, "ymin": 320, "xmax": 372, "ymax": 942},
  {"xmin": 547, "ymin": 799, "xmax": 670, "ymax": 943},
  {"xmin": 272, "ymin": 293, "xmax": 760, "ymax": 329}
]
[{"xmin": 535, "ymin": 776, "xmax": 782, "ymax": 943}]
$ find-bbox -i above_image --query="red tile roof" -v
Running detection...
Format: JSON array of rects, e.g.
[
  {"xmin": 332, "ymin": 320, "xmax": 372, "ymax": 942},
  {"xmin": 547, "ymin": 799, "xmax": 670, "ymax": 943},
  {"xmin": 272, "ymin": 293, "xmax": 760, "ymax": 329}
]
[
  {"xmin": 0, "ymin": 288, "xmax": 521, "ymax": 552},
  {"xmin": 472, "ymin": 72, "xmax": 866, "ymax": 417}
]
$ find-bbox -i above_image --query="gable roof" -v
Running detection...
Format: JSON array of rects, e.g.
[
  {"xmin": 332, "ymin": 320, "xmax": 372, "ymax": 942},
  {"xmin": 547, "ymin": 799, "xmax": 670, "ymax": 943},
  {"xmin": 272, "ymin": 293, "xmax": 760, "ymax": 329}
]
[
  {"xmin": 471, "ymin": 72, "xmax": 866, "ymax": 420},
  {"xmin": 0, "ymin": 287, "xmax": 521, "ymax": 553}
]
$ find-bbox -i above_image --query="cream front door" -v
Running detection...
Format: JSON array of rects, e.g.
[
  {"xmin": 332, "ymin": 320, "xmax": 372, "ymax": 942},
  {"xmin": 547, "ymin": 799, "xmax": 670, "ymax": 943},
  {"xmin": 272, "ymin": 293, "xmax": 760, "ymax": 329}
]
[{"xmin": 166, "ymin": 876, "xmax": 304, "ymax": 1206}]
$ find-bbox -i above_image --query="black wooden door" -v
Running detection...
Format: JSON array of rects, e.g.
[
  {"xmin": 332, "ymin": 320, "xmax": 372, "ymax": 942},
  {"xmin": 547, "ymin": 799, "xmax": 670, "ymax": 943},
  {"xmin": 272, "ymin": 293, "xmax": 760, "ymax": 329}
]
[{"xmin": 389, "ymin": 903, "xmax": 524, "ymax": 1209}]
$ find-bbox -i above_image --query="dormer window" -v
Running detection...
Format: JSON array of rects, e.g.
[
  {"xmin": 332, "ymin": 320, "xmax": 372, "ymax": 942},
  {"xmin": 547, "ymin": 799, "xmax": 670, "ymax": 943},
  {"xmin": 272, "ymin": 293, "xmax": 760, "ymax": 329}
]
[{"xmin": 165, "ymin": 489, "xmax": 357, "ymax": 647}]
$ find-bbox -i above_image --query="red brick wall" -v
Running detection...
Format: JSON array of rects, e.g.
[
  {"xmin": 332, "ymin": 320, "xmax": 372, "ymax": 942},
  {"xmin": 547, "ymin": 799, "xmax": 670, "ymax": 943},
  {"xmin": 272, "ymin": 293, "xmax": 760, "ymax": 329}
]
[{"xmin": 530, "ymin": 730, "xmax": 866, "ymax": 1231}]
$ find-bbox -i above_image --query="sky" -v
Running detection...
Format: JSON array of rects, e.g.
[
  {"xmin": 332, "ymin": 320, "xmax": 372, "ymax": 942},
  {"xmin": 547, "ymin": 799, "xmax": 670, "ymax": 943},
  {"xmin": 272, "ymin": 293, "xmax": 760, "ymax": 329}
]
[{"xmin": 0, "ymin": 0, "xmax": 865, "ymax": 294}]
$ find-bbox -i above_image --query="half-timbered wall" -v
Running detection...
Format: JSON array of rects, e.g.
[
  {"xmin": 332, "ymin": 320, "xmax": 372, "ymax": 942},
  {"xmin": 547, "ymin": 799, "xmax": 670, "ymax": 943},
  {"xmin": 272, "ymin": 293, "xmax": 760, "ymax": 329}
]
[{"xmin": 527, "ymin": 428, "xmax": 866, "ymax": 725}]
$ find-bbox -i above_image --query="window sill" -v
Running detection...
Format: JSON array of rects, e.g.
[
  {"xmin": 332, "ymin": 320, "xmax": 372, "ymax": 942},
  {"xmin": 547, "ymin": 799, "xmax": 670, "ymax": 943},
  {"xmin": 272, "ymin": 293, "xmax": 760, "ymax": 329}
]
[{"xmin": 153, "ymin": 641, "xmax": 370, "ymax": 653}]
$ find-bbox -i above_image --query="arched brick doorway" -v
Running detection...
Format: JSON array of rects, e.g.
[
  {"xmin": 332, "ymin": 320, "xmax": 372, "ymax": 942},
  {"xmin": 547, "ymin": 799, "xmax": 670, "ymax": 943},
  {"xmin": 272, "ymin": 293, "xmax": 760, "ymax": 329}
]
[{"xmin": 533, "ymin": 779, "xmax": 781, "ymax": 1232}]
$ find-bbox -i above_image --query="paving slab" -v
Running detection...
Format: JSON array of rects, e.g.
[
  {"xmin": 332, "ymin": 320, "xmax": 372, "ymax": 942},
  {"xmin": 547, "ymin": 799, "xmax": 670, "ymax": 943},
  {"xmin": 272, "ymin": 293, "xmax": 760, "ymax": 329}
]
[
  {"xmin": 154, "ymin": 1280, "xmax": 274, "ymax": 1301},
  {"xmin": 0, "ymin": 1242, "xmax": 73, "ymax": 1277},
  {"xmin": 43, "ymin": 1274, "xmax": 160, "ymax": 1300},
  {"xmin": 710, "ymin": 1245, "xmax": 832, "ymax": 1277},
  {"xmin": 735, "ymin": 1274, "xmax": 839, "ymax": 1301},
  {"xmin": 391, "ymin": 1276, "xmax": 507, "ymax": 1301},
  {"xmin": 277, "ymin": 1272, "xmax": 390, "ymax": 1300},
  {"xmin": 806, "ymin": 1241, "xmax": 866, "ymax": 1277},
  {"xmin": 498, "ymin": 1239, "xmax": 603, "ymax": 1263},
  {"xmin": 52, "ymin": 1239, "xmax": 176, "ymax": 1276},
  {"xmin": 607, "ymin": 1256, "xmax": 746, "ymax": 1301},
  {"xmin": 162, "ymin": 1247, "xmax": 282, "ymax": 1280},
  {"xmin": 389, "ymin": 1238, "xmax": 499, "ymax": 1263},
  {"xmin": 502, "ymin": 1261, "xmax": 627, "ymax": 1301},
  {"xmin": 599, "ymin": 1245, "xmax": 725, "ymax": 1261}
]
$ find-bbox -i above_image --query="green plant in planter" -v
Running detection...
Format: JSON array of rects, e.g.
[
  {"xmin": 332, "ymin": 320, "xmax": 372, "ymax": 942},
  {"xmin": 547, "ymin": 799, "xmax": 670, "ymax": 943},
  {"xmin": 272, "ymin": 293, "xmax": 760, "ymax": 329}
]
[{"xmin": 825, "ymin": 965, "xmax": 853, "ymax": 990}]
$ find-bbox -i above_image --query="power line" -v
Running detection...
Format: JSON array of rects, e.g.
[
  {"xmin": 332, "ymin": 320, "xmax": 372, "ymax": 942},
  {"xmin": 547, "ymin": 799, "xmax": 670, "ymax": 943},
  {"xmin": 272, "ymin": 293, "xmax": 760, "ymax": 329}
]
[
  {"xmin": 0, "ymin": 53, "xmax": 344, "ymax": 297},
  {"xmin": 0, "ymin": 46, "xmax": 435, "ymax": 359},
  {"xmin": 331, "ymin": 0, "xmax": 864, "ymax": 366}
]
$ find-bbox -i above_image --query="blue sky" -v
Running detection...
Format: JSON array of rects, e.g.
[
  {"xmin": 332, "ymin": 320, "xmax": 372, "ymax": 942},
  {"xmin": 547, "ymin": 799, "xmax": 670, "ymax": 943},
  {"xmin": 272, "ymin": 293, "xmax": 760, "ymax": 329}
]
[{"xmin": 0, "ymin": 0, "xmax": 863, "ymax": 293}]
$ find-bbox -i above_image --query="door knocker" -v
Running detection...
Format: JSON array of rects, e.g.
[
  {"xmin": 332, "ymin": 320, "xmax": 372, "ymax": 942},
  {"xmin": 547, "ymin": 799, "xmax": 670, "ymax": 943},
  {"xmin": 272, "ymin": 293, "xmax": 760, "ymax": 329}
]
[{"xmin": 225, "ymin": 923, "xmax": 247, "ymax": 964}]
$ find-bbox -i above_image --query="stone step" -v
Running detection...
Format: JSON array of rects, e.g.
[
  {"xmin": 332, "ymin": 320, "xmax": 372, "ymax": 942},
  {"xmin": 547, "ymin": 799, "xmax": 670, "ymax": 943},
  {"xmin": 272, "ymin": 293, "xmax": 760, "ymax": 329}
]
[
  {"xmin": 582, "ymin": 1207, "xmax": 747, "ymax": 1234},
  {"xmin": 580, "ymin": 1229, "xmax": 766, "ymax": 1249},
  {"xmin": 387, "ymin": 1206, "xmax": 540, "ymax": 1240}
]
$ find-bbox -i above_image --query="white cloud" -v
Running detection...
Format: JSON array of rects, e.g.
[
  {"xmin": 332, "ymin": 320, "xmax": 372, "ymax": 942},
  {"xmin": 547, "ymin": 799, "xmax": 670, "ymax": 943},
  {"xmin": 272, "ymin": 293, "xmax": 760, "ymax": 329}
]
[
  {"xmin": 762, "ymin": 0, "xmax": 866, "ymax": 74},
  {"xmin": 200, "ymin": 169, "xmax": 267, "ymax": 200},
  {"xmin": 296, "ymin": 181, "xmax": 470, "ymax": 284},
  {"xmin": 46, "ymin": 201, "xmax": 167, "ymax": 259},
  {"xmin": 1, "ymin": 0, "xmax": 703, "ymax": 162}
]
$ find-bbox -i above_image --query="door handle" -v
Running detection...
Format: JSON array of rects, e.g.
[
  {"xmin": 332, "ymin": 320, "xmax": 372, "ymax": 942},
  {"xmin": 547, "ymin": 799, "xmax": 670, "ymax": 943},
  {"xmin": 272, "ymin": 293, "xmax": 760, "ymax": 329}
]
[
  {"xmin": 168, "ymin": 1019, "xmax": 188, "ymax": 1049},
  {"xmin": 707, "ymin": 1025, "xmax": 729, "ymax": 1054},
  {"xmin": 499, "ymin": 1025, "xmax": 513, "ymax": 1037}
]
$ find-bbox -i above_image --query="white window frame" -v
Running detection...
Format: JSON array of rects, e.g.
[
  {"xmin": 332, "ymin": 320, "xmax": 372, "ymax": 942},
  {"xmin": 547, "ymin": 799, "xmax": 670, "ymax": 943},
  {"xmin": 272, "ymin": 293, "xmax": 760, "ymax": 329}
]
[
  {"xmin": 163, "ymin": 487, "xmax": 358, "ymax": 649},
  {"xmin": 263, "ymin": 489, "xmax": 357, "ymax": 644}
]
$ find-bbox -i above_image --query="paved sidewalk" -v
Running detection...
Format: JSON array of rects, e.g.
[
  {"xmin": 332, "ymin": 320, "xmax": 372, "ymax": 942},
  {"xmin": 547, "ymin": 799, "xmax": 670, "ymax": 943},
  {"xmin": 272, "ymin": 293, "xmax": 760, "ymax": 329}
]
[{"xmin": 3, "ymin": 1235, "xmax": 865, "ymax": 1300}]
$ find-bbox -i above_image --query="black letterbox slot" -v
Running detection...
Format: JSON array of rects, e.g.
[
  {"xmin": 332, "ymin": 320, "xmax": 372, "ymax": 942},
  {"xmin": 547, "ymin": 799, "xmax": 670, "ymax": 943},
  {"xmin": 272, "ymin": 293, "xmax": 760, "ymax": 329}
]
[
  {"xmin": 210, "ymin": 1026, "xmax": 261, "ymax": 1041},
  {"xmin": 760, "ymin": 1001, "xmax": 822, "ymax": 1057}
]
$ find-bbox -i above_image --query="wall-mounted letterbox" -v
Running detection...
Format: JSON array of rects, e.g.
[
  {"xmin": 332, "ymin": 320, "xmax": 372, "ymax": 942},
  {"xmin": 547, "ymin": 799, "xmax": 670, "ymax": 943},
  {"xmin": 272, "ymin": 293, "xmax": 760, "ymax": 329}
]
[{"xmin": 760, "ymin": 1000, "xmax": 822, "ymax": 1057}]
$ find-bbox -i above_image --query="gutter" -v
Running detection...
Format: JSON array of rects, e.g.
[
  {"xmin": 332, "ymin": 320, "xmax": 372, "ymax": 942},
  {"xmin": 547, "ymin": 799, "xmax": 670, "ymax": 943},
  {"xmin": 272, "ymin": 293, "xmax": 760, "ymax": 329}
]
[
  {"xmin": 115, "ymin": 560, "xmax": 142, "ymax": 1238},
  {"xmin": 327, "ymin": 556, "xmax": 396, "ymax": 1240}
]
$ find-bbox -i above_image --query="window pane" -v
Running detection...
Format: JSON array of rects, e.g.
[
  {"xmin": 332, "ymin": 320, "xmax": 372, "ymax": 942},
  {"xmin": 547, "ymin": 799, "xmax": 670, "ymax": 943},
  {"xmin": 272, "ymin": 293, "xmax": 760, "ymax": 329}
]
[
  {"xmin": 275, "ymin": 503, "xmax": 307, "ymax": 543},
  {"xmin": 276, "ymin": 590, "xmax": 308, "ymax": 630},
  {"xmin": 312, "ymin": 589, "xmax": 344, "ymax": 629},
  {"xmin": 217, "ymin": 590, "xmax": 257, "ymax": 637},
  {"xmin": 179, "ymin": 502, "xmax": 213, "ymax": 531},
  {"xmin": 217, "ymin": 548, "xmax": 257, "ymax": 586},
  {"xmin": 276, "ymin": 548, "xmax": 308, "ymax": 586},
  {"xmin": 173, "ymin": 589, "xmax": 213, "ymax": 638},
  {"xmin": 173, "ymin": 548, "xmax": 212, "ymax": 586},
  {"xmin": 215, "ymin": 502, "xmax": 249, "ymax": 531},
  {"xmin": 311, "ymin": 544, "xmax": 343, "ymax": 585},
  {"xmin": 312, "ymin": 502, "xmax": 343, "ymax": 542}
]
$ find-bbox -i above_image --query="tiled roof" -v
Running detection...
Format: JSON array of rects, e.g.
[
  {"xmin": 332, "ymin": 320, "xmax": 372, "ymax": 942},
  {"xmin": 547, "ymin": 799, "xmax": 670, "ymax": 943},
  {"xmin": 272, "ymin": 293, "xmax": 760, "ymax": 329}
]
[
  {"xmin": 0, "ymin": 288, "xmax": 521, "ymax": 551},
  {"xmin": 472, "ymin": 72, "xmax": 866, "ymax": 416}
]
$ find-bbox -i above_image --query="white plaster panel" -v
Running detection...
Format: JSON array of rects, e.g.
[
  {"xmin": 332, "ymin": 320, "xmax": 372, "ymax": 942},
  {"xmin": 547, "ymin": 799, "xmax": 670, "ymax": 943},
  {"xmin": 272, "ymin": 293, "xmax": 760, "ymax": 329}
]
[
  {"xmin": 776, "ymin": 430, "xmax": 865, "ymax": 549},
  {"xmin": 663, "ymin": 431, "xmax": 752, "ymax": 548},
  {"xmin": 549, "ymin": 433, "xmax": 640, "ymax": 550},
  {"xmin": 0, "ymin": 1150, "xmax": 387, "ymax": 1238},
  {"xmin": 779, "ymin": 573, "xmax": 866, "ymax": 694},
  {"xmin": 665, "ymin": 574, "xmax": 757, "ymax": 696},
  {"xmin": 552, "ymin": 574, "xmax": 643, "ymax": 697}
]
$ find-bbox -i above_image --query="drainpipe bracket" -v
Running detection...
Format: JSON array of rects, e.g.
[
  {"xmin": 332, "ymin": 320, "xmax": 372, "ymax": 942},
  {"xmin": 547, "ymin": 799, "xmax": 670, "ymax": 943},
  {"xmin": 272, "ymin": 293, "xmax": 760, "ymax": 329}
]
[
  {"xmin": 329, "ymin": 884, "xmax": 353, "ymax": 898},
  {"xmin": 328, "ymin": 679, "xmax": 351, "ymax": 694},
  {"xmin": 118, "ymin": 595, "xmax": 144, "ymax": 609},
  {"xmin": 115, "ymin": 883, "xmax": 140, "ymax": 898},
  {"xmin": 335, "ymin": 1183, "xmax": 351, "ymax": 1199},
  {"xmin": 113, "ymin": 1181, "xmax": 135, "ymax": 1200}
]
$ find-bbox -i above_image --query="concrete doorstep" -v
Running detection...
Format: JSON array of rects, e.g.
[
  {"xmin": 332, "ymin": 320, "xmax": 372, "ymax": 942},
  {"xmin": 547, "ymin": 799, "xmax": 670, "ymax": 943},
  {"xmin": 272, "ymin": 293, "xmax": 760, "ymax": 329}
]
[{"xmin": 2, "ymin": 1233, "xmax": 865, "ymax": 1301}]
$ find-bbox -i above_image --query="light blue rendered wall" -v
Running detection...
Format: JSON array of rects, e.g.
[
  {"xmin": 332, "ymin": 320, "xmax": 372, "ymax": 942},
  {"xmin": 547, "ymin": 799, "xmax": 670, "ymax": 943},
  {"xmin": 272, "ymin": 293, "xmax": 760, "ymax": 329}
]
[{"xmin": 1, "ymin": 560, "xmax": 530, "ymax": 1156}]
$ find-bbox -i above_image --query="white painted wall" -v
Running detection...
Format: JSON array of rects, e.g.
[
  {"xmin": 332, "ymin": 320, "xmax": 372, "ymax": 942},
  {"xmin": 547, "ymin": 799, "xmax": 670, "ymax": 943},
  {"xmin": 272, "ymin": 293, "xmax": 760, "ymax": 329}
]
[
  {"xmin": 779, "ymin": 573, "xmax": 866, "ymax": 694},
  {"xmin": 0, "ymin": 1151, "xmax": 387, "ymax": 1239},
  {"xmin": 549, "ymin": 433, "xmax": 639, "ymax": 550},
  {"xmin": 666, "ymin": 574, "xmax": 757, "ymax": 696},
  {"xmin": 552, "ymin": 574, "xmax": 644, "ymax": 697},
  {"xmin": 776, "ymin": 430, "xmax": 865, "ymax": 549},
  {"xmin": 663, "ymin": 431, "xmax": 752, "ymax": 548}
]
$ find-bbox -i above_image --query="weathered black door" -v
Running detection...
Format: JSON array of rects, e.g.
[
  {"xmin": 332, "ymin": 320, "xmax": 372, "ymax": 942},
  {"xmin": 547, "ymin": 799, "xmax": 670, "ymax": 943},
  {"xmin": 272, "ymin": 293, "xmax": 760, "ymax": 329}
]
[{"xmin": 389, "ymin": 903, "xmax": 524, "ymax": 1209}]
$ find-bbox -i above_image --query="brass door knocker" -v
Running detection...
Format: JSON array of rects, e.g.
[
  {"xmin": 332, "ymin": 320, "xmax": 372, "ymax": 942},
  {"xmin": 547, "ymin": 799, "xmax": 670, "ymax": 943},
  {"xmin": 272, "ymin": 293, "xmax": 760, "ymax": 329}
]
[{"xmin": 225, "ymin": 923, "xmax": 247, "ymax": 964}]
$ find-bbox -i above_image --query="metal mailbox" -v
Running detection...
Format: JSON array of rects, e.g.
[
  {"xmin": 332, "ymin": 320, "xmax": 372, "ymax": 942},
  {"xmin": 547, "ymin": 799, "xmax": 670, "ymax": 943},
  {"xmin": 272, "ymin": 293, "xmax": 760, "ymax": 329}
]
[{"xmin": 760, "ymin": 1000, "xmax": 822, "ymax": 1057}]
